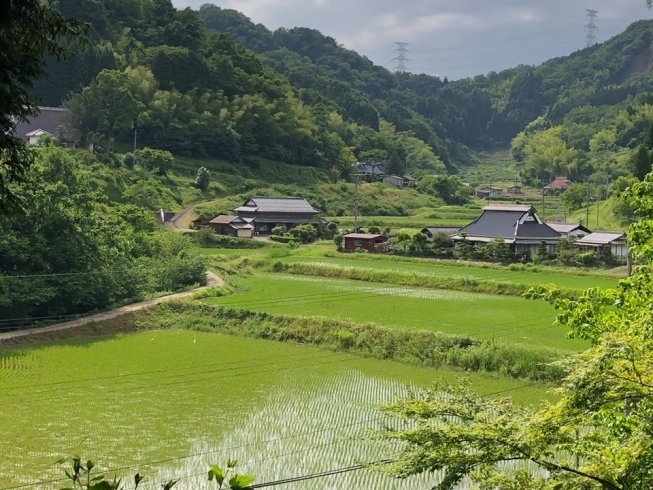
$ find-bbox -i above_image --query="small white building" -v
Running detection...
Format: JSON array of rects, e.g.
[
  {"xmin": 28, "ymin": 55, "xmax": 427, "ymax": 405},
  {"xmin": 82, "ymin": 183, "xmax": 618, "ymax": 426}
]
[
  {"xmin": 576, "ymin": 232, "xmax": 627, "ymax": 258},
  {"xmin": 25, "ymin": 129, "xmax": 51, "ymax": 145}
]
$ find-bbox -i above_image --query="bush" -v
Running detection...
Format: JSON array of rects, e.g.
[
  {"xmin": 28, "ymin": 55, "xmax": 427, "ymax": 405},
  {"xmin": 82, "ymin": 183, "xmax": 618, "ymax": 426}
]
[
  {"xmin": 271, "ymin": 226, "xmax": 285, "ymax": 236},
  {"xmin": 269, "ymin": 235, "xmax": 296, "ymax": 244},
  {"xmin": 334, "ymin": 234, "xmax": 343, "ymax": 251},
  {"xmin": 287, "ymin": 223, "xmax": 318, "ymax": 244}
]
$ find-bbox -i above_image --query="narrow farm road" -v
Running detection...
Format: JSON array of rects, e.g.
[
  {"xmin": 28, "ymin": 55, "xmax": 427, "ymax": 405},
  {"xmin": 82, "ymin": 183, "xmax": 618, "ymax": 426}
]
[
  {"xmin": 167, "ymin": 205, "xmax": 195, "ymax": 232},
  {"xmin": 0, "ymin": 271, "xmax": 224, "ymax": 342}
]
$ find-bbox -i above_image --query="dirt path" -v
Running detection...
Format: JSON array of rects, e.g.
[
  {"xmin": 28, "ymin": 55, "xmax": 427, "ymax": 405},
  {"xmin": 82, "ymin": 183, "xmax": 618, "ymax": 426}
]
[
  {"xmin": 167, "ymin": 205, "xmax": 196, "ymax": 232},
  {"xmin": 0, "ymin": 271, "xmax": 224, "ymax": 342}
]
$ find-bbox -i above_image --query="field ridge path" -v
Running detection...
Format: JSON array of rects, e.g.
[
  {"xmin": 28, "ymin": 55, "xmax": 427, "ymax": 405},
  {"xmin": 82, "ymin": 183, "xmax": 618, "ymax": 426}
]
[{"xmin": 0, "ymin": 271, "xmax": 224, "ymax": 341}]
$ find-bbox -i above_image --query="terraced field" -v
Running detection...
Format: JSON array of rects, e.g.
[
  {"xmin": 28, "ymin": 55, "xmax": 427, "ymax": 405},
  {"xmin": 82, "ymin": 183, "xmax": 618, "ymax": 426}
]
[
  {"xmin": 205, "ymin": 274, "xmax": 586, "ymax": 351},
  {"xmin": 0, "ymin": 331, "xmax": 547, "ymax": 490},
  {"xmin": 276, "ymin": 256, "xmax": 620, "ymax": 290}
]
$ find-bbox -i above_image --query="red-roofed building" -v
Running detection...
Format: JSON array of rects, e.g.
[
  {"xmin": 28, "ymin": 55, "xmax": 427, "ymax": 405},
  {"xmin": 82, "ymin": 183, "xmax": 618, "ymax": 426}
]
[{"xmin": 544, "ymin": 177, "xmax": 573, "ymax": 193}]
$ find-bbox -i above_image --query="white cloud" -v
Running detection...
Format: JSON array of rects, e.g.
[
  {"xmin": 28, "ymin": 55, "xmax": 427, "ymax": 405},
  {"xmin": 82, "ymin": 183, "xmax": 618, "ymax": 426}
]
[{"xmin": 174, "ymin": 0, "xmax": 653, "ymax": 79}]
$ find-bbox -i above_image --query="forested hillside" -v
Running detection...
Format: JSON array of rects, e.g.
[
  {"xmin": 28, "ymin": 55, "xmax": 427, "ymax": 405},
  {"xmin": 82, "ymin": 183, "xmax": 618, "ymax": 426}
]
[
  {"xmin": 199, "ymin": 5, "xmax": 653, "ymax": 181},
  {"xmin": 31, "ymin": 0, "xmax": 653, "ymax": 185}
]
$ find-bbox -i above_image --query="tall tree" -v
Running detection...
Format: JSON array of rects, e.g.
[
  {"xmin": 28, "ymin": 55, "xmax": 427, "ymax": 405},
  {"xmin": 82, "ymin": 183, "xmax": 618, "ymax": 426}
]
[
  {"xmin": 0, "ymin": 0, "xmax": 87, "ymax": 209},
  {"xmin": 632, "ymin": 144, "xmax": 651, "ymax": 181}
]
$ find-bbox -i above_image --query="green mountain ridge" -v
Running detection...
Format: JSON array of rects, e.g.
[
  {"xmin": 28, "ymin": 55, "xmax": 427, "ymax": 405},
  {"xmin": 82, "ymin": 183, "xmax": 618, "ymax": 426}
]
[{"xmin": 31, "ymin": 0, "xmax": 653, "ymax": 185}]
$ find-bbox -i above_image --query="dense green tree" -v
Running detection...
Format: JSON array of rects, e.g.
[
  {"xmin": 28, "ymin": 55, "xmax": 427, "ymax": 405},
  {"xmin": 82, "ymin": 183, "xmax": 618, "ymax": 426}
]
[
  {"xmin": 0, "ymin": 0, "xmax": 86, "ymax": 208},
  {"xmin": 632, "ymin": 144, "xmax": 652, "ymax": 180},
  {"xmin": 194, "ymin": 166, "xmax": 211, "ymax": 191},
  {"xmin": 561, "ymin": 182, "xmax": 589, "ymax": 211},
  {"xmin": 0, "ymin": 148, "xmax": 205, "ymax": 322},
  {"xmin": 137, "ymin": 147, "xmax": 174, "ymax": 175}
]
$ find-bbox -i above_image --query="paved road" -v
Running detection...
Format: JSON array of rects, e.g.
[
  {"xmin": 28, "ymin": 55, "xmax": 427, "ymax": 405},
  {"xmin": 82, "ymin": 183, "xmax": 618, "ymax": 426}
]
[
  {"xmin": 0, "ymin": 271, "xmax": 224, "ymax": 342},
  {"xmin": 167, "ymin": 205, "xmax": 196, "ymax": 232}
]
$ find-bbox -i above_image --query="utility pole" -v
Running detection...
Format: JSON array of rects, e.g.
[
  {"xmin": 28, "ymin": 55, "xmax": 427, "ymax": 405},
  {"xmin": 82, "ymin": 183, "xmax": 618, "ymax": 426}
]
[
  {"xmin": 354, "ymin": 172, "xmax": 360, "ymax": 233},
  {"xmin": 585, "ymin": 10, "xmax": 599, "ymax": 48},
  {"xmin": 392, "ymin": 43, "xmax": 410, "ymax": 73},
  {"xmin": 586, "ymin": 179, "xmax": 591, "ymax": 228}
]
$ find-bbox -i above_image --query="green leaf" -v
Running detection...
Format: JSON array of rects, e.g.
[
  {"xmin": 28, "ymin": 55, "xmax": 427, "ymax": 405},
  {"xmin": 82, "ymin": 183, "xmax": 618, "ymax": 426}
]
[
  {"xmin": 208, "ymin": 465, "xmax": 225, "ymax": 485},
  {"xmin": 229, "ymin": 474, "xmax": 255, "ymax": 490},
  {"xmin": 227, "ymin": 459, "xmax": 237, "ymax": 469},
  {"xmin": 91, "ymin": 475, "xmax": 105, "ymax": 482},
  {"xmin": 86, "ymin": 460, "xmax": 95, "ymax": 471},
  {"xmin": 162, "ymin": 479, "xmax": 178, "ymax": 490},
  {"xmin": 134, "ymin": 473, "xmax": 144, "ymax": 488}
]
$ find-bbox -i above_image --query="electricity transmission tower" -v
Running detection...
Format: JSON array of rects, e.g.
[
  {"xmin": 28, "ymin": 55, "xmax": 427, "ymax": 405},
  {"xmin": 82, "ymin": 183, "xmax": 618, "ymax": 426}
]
[
  {"xmin": 585, "ymin": 9, "xmax": 598, "ymax": 48},
  {"xmin": 392, "ymin": 42, "xmax": 410, "ymax": 73}
]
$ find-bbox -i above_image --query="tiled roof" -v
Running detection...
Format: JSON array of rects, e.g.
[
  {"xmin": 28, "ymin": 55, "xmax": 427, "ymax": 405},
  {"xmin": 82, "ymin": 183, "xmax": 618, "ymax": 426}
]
[
  {"xmin": 234, "ymin": 197, "xmax": 320, "ymax": 214},
  {"xmin": 13, "ymin": 107, "xmax": 75, "ymax": 141},
  {"xmin": 547, "ymin": 222, "xmax": 590, "ymax": 234},
  {"xmin": 457, "ymin": 206, "xmax": 560, "ymax": 241},
  {"xmin": 357, "ymin": 162, "xmax": 387, "ymax": 175}
]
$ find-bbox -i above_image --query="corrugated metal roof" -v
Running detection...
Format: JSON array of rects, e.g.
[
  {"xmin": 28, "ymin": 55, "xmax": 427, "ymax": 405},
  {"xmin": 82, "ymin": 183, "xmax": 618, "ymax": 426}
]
[
  {"xmin": 483, "ymin": 205, "xmax": 533, "ymax": 212},
  {"xmin": 577, "ymin": 232, "xmax": 626, "ymax": 245},
  {"xmin": 209, "ymin": 215, "xmax": 238, "ymax": 224},
  {"xmin": 423, "ymin": 227, "xmax": 460, "ymax": 236},
  {"xmin": 344, "ymin": 233, "xmax": 385, "ymax": 239},
  {"xmin": 235, "ymin": 197, "xmax": 320, "ymax": 214}
]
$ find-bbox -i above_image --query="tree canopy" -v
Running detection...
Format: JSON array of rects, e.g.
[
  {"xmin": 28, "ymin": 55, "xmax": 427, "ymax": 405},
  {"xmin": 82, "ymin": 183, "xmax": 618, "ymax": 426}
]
[{"xmin": 0, "ymin": 0, "xmax": 87, "ymax": 208}]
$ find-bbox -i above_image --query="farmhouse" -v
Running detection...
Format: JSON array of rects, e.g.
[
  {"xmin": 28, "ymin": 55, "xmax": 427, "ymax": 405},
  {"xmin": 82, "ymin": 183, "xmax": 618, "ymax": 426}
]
[
  {"xmin": 546, "ymin": 222, "xmax": 591, "ymax": 240},
  {"xmin": 234, "ymin": 196, "xmax": 320, "ymax": 235},
  {"xmin": 13, "ymin": 107, "xmax": 78, "ymax": 148},
  {"xmin": 576, "ymin": 231, "xmax": 627, "ymax": 258},
  {"xmin": 544, "ymin": 176, "xmax": 573, "ymax": 193},
  {"xmin": 356, "ymin": 162, "xmax": 387, "ymax": 180},
  {"xmin": 475, "ymin": 187, "xmax": 503, "ymax": 199},
  {"xmin": 421, "ymin": 227, "xmax": 460, "ymax": 241},
  {"xmin": 344, "ymin": 233, "xmax": 388, "ymax": 253},
  {"xmin": 507, "ymin": 185, "xmax": 522, "ymax": 194},
  {"xmin": 208, "ymin": 215, "xmax": 253, "ymax": 238},
  {"xmin": 191, "ymin": 218, "xmax": 212, "ymax": 229},
  {"xmin": 452, "ymin": 205, "xmax": 561, "ymax": 256}
]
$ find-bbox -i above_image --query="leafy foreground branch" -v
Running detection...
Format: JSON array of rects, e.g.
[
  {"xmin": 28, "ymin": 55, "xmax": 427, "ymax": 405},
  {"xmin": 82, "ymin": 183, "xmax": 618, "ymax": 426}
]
[
  {"xmin": 374, "ymin": 175, "xmax": 653, "ymax": 489},
  {"xmin": 60, "ymin": 456, "xmax": 254, "ymax": 490}
]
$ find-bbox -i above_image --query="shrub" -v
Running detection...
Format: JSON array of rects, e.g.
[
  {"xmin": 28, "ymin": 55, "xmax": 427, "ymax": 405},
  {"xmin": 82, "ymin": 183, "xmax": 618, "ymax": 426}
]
[
  {"xmin": 194, "ymin": 229, "xmax": 267, "ymax": 249},
  {"xmin": 269, "ymin": 235, "xmax": 296, "ymax": 244},
  {"xmin": 334, "ymin": 234, "xmax": 344, "ymax": 251},
  {"xmin": 287, "ymin": 224, "xmax": 318, "ymax": 244},
  {"xmin": 271, "ymin": 226, "xmax": 285, "ymax": 236}
]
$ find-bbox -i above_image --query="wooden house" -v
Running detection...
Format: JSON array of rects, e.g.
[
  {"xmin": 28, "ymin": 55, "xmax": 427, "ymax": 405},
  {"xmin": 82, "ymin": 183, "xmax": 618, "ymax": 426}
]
[
  {"xmin": 234, "ymin": 196, "xmax": 320, "ymax": 236},
  {"xmin": 344, "ymin": 233, "xmax": 388, "ymax": 253},
  {"xmin": 208, "ymin": 215, "xmax": 253, "ymax": 238},
  {"xmin": 452, "ymin": 205, "xmax": 561, "ymax": 256},
  {"xmin": 507, "ymin": 185, "xmax": 522, "ymax": 194},
  {"xmin": 475, "ymin": 187, "xmax": 503, "ymax": 199}
]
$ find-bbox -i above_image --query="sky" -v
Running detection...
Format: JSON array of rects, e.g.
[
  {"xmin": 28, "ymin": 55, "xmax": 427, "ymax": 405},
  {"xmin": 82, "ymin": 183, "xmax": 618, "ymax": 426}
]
[{"xmin": 172, "ymin": 0, "xmax": 653, "ymax": 79}]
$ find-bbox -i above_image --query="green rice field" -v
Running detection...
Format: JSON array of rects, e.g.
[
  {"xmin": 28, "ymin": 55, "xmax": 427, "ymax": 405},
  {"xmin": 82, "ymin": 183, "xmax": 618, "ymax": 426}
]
[
  {"xmin": 277, "ymin": 256, "xmax": 619, "ymax": 290},
  {"xmin": 205, "ymin": 274, "xmax": 586, "ymax": 351},
  {"xmin": 0, "ymin": 331, "xmax": 548, "ymax": 490}
]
